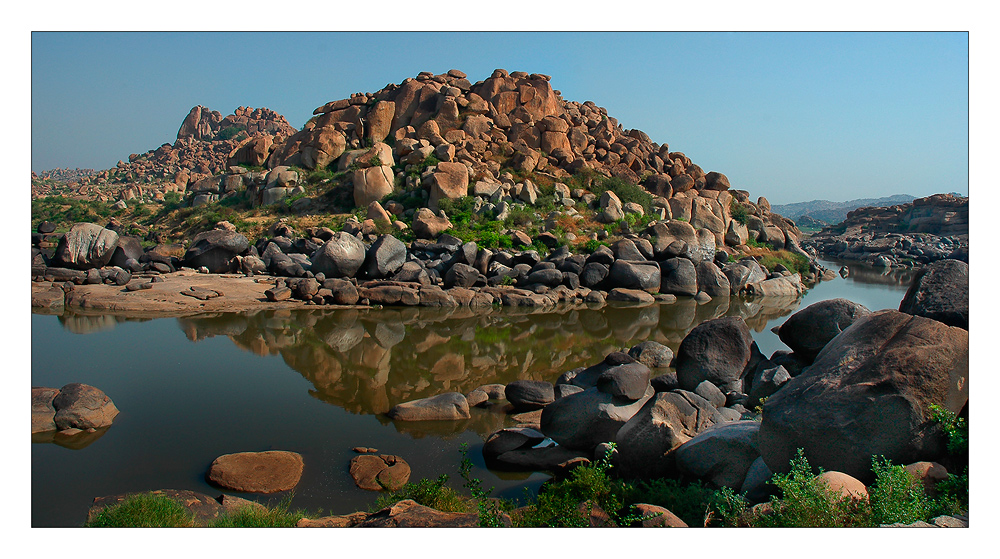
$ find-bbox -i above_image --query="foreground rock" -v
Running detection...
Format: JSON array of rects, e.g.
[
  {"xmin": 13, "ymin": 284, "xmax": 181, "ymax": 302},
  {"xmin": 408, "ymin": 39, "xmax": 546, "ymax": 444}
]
[
  {"xmin": 758, "ymin": 310, "xmax": 969, "ymax": 482},
  {"xmin": 88, "ymin": 489, "xmax": 224, "ymax": 526},
  {"xmin": 674, "ymin": 317, "xmax": 758, "ymax": 392},
  {"xmin": 207, "ymin": 451, "xmax": 304, "ymax": 493},
  {"xmin": 297, "ymin": 499, "xmax": 478, "ymax": 527}
]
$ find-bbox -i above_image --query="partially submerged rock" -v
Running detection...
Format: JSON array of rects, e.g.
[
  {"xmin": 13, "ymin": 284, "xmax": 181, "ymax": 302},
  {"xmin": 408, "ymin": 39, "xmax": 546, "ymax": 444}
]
[{"xmin": 207, "ymin": 450, "xmax": 304, "ymax": 493}]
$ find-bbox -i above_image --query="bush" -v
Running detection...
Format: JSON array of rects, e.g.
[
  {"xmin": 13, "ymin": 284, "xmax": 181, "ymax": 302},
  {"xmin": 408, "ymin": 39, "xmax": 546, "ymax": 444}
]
[
  {"xmin": 589, "ymin": 176, "xmax": 653, "ymax": 214},
  {"xmin": 730, "ymin": 200, "xmax": 750, "ymax": 225},
  {"xmin": 85, "ymin": 493, "xmax": 195, "ymax": 527},
  {"xmin": 215, "ymin": 125, "xmax": 247, "ymax": 141},
  {"xmin": 929, "ymin": 404, "xmax": 968, "ymax": 455},
  {"xmin": 624, "ymin": 478, "xmax": 721, "ymax": 527},
  {"xmin": 373, "ymin": 475, "xmax": 470, "ymax": 513}
]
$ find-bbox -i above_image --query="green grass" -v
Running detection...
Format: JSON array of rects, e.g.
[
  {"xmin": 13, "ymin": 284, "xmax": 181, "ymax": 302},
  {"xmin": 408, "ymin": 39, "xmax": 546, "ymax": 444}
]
[
  {"xmin": 756, "ymin": 250, "xmax": 811, "ymax": 276},
  {"xmin": 209, "ymin": 494, "xmax": 307, "ymax": 527},
  {"xmin": 373, "ymin": 475, "xmax": 471, "ymax": 513},
  {"xmin": 85, "ymin": 493, "xmax": 196, "ymax": 527}
]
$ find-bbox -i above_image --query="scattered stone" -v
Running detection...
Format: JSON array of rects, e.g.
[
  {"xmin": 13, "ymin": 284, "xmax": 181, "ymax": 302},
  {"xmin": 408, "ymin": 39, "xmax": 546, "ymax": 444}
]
[{"xmin": 207, "ymin": 451, "xmax": 304, "ymax": 493}]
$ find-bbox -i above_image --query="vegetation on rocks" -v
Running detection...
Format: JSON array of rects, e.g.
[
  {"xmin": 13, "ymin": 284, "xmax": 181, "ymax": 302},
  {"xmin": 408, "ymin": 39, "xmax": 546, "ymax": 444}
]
[{"xmin": 85, "ymin": 492, "xmax": 196, "ymax": 527}]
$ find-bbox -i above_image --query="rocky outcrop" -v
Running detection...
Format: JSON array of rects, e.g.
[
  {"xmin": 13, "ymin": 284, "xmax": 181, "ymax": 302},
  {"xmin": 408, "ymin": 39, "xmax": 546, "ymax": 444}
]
[
  {"xmin": 297, "ymin": 499, "xmax": 479, "ymax": 528},
  {"xmin": 178, "ymin": 105, "xmax": 296, "ymax": 142},
  {"xmin": 803, "ymin": 194, "xmax": 968, "ymax": 267}
]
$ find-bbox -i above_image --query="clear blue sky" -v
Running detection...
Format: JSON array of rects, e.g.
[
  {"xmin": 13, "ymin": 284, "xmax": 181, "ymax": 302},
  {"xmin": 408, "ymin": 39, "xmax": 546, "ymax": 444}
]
[{"xmin": 31, "ymin": 31, "xmax": 968, "ymax": 205}]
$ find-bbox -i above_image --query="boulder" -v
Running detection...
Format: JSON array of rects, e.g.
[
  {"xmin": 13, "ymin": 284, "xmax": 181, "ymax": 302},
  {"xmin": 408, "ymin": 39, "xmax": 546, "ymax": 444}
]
[
  {"xmin": 362, "ymin": 235, "xmax": 406, "ymax": 279},
  {"xmin": 412, "ymin": 208, "xmax": 453, "ymax": 239},
  {"xmin": 311, "ymin": 232, "xmax": 366, "ymax": 278},
  {"xmin": 32, "ymin": 387, "xmax": 60, "ymax": 433},
  {"xmin": 746, "ymin": 365, "xmax": 792, "ymax": 409},
  {"xmin": 445, "ymin": 262, "xmax": 480, "ymax": 288},
  {"xmin": 184, "ymin": 230, "xmax": 249, "ymax": 272},
  {"xmin": 54, "ymin": 223, "xmax": 119, "ymax": 270},
  {"xmin": 627, "ymin": 341, "xmax": 673, "ymax": 369},
  {"xmin": 540, "ymin": 385, "xmax": 654, "ymax": 452},
  {"xmin": 659, "ymin": 257, "xmax": 698, "ymax": 297},
  {"xmin": 429, "ymin": 161, "xmax": 470, "ymax": 208},
  {"xmin": 505, "ymin": 380, "xmax": 556, "ymax": 411},
  {"xmin": 207, "ymin": 451, "xmax": 304, "ymax": 493},
  {"xmin": 695, "ymin": 261, "xmax": 731, "ymax": 298},
  {"xmin": 596, "ymin": 360, "xmax": 652, "ymax": 400},
  {"xmin": 674, "ymin": 317, "xmax": 757, "ymax": 393},
  {"xmin": 615, "ymin": 390, "xmax": 723, "ymax": 479},
  {"xmin": 758, "ymin": 310, "xmax": 969, "ymax": 482},
  {"xmin": 816, "ymin": 471, "xmax": 869, "ymax": 501},
  {"xmin": 353, "ymin": 166, "xmax": 395, "ymax": 207},
  {"xmin": 349, "ymin": 454, "xmax": 411, "ymax": 491},
  {"xmin": 608, "ymin": 261, "xmax": 660, "ymax": 292},
  {"xmin": 777, "ymin": 299, "xmax": 872, "ymax": 362},
  {"xmin": 607, "ymin": 288, "xmax": 655, "ymax": 304},
  {"xmin": 51, "ymin": 383, "xmax": 119, "ymax": 431},
  {"xmin": 483, "ymin": 427, "xmax": 547, "ymax": 459},
  {"xmin": 898, "ymin": 259, "xmax": 969, "ymax": 329},
  {"xmin": 674, "ymin": 421, "xmax": 761, "ymax": 489},
  {"xmin": 629, "ymin": 504, "xmax": 688, "ymax": 527},
  {"xmin": 386, "ymin": 392, "xmax": 471, "ymax": 421}
]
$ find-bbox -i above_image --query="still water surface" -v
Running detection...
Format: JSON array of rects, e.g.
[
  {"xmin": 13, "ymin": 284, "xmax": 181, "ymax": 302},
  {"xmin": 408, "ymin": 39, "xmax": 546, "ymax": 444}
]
[{"xmin": 30, "ymin": 259, "xmax": 915, "ymax": 526}]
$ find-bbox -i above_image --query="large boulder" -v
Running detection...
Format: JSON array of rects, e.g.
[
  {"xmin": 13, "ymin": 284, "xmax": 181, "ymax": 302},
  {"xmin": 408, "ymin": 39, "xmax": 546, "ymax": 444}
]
[
  {"xmin": 412, "ymin": 208, "xmax": 453, "ymax": 239},
  {"xmin": 608, "ymin": 261, "xmax": 660, "ymax": 292},
  {"xmin": 659, "ymin": 257, "xmax": 698, "ymax": 297},
  {"xmin": 695, "ymin": 261, "xmax": 731, "ymax": 298},
  {"xmin": 505, "ymin": 380, "xmax": 556, "ymax": 411},
  {"xmin": 673, "ymin": 421, "xmax": 761, "ymax": 489},
  {"xmin": 428, "ymin": 161, "xmax": 470, "ymax": 208},
  {"xmin": 758, "ymin": 310, "xmax": 969, "ymax": 482},
  {"xmin": 898, "ymin": 259, "xmax": 969, "ymax": 329},
  {"xmin": 54, "ymin": 223, "xmax": 119, "ymax": 270},
  {"xmin": 362, "ymin": 235, "xmax": 406, "ymax": 279},
  {"xmin": 51, "ymin": 383, "xmax": 119, "ymax": 431},
  {"xmin": 311, "ymin": 232, "xmax": 366, "ymax": 278},
  {"xmin": 615, "ymin": 390, "xmax": 724, "ymax": 479},
  {"xmin": 183, "ymin": 229, "xmax": 249, "ymax": 273},
  {"xmin": 540, "ymin": 385, "xmax": 654, "ymax": 452},
  {"xmin": 353, "ymin": 165, "xmax": 395, "ymax": 207},
  {"xmin": 386, "ymin": 392, "xmax": 471, "ymax": 421},
  {"xmin": 207, "ymin": 451, "xmax": 304, "ymax": 493},
  {"xmin": 674, "ymin": 317, "xmax": 757, "ymax": 393},
  {"xmin": 777, "ymin": 298, "xmax": 872, "ymax": 362}
]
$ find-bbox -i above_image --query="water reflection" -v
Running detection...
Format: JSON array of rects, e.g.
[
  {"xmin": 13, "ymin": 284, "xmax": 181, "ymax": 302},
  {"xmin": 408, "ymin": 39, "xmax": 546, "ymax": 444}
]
[
  {"xmin": 822, "ymin": 258, "xmax": 919, "ymax": 287},
  {"xmin": 158, "ymin": 295, "xmax": 804, "ymax": 420}
]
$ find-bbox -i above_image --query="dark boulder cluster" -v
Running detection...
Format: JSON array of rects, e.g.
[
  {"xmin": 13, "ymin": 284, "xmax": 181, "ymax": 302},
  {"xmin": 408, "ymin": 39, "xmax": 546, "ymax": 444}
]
[{"xmin": 378, "ymin": 256, "xmax": 968, "ymax": 505}]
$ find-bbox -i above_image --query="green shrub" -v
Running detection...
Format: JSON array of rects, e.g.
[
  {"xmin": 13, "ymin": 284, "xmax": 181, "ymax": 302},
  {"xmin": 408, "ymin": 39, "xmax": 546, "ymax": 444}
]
[
  {"xmin": 624, "ymin": 478, "xmax": 720, "ymax": 527},
  {"xmin": 215, "ymin": 125, "xmax": 247, "ymax": 142},
  {"xmin": 589, "ymin": 176, "xmax": 653, "ymax": 214},
  {"xmin": 583, "ymin": 239, "xmax": 609, "ymax": 253},
  {"xmin": 929, "ymin": 404, "xmax": 968, "ymax": 455},
  {"xmin": 730, "ymin": 200, "xmax": 750, "ymax": 225},
  {"xmin": 867, "ymin": 457, "xmax": 933, "ymax": 526},
  {"xmin": 373, "ymin": 475, "xmax": 470, "ymax": 513},
  {"xmin": 85, "ymin": 493, "xmax": 195, "ymax": 527}
]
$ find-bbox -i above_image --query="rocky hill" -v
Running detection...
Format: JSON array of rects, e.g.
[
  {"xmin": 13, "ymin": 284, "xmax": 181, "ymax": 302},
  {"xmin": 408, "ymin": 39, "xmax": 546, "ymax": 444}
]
[
  {"xmin": 771, "ymin": 194, "xmax": 918, "ymax": 225},
  {"xmin": 801, "ymin": 193, "xmax": 968, "ymax": 266}
]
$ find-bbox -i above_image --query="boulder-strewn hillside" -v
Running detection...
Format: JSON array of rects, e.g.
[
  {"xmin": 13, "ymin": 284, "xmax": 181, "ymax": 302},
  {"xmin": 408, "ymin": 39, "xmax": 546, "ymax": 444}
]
[{"xmin": 802, "ymin": 193, "xmax": 968, "ymax": 266}]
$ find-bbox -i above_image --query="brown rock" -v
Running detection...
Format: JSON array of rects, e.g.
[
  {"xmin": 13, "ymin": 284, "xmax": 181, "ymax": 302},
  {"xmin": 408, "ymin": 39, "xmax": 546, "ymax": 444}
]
[
  {"xmin": 352, "ymin": 166, "xmax": 394, "ymax": 207},
  {"xmin": 429, "ymin": 161, "xmax": 470, "ymax": 208},
  {"xmin": 412, "ymin": 208, "xmax": 453, "ymax": 239},
  {"xmin": 904, "ymin": 461, "xmax": 950, "ymax": 498},
  {"xmin": 630, "ymin": 503, "xmax": 689, "ymax": 527},
  {"xmin": 32, "ymin": 387, "xmax": 60, "ymax": 434},
  {"xmin": 349, "ymin": 454, "xmax": 411, "ymax": 491},
  {"xmin": 816, "ymin": 471, "xmax": 869, "ymax": 501},
  {"xmin": 207, "ymin": 451, "xmax": 304, "ymax": 493},
  {"xmin": 52, "ymin": 383, "xmax": 119, "ymax": 431}
]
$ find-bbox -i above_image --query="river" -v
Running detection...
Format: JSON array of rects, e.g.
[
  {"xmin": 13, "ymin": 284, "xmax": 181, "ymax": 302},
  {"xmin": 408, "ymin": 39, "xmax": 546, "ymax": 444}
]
[{"xmin": 30, "ymin": 259, "xmax": 917, "ymax": 526}]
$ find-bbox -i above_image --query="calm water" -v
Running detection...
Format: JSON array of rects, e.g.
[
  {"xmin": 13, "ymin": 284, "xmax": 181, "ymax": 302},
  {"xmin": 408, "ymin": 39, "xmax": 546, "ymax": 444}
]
[{"xmin": 30, "ymin": 259, "xmax": 915, "ymax": 526}]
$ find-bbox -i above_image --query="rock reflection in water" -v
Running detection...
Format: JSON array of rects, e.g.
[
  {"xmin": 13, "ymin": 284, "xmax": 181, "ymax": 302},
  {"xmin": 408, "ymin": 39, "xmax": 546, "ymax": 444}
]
[
  {"xmin": 822, "ymin": 258, "xmax": 919, "ymax": 287},
  {"xmin": 172, "ymin": 296, "xmax": 804, "ymax": 425}
]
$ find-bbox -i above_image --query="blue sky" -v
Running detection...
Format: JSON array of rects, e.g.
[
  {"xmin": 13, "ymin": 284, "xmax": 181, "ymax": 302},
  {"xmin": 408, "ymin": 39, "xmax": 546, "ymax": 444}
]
[{"xmin": 31, "ymin": 31, "xmax": 968, "ymax": 205}]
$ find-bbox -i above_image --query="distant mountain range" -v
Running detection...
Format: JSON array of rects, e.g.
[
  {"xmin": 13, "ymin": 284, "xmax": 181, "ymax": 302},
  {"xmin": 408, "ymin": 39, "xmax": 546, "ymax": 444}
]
[{"xmin": 773, "ymin": 194, "xmax": 920, "ymax": 226}]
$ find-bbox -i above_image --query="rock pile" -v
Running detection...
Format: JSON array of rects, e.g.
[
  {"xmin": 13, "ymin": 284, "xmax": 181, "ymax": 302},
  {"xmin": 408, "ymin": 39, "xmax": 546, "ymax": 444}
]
[
  {"xmin": 32, "ymin": 383, "xmax": 119, "ymax": 434},
  {"xmin": 803, "ymin": 194, "xmax": 968, "ymax": 267}
]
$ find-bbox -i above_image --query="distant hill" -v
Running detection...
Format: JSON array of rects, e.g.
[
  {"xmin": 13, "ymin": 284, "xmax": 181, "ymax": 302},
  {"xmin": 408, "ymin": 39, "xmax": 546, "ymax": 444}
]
[{"xmin": 772, "ymin": 194, "xmax": 919, "ymax": 225}]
